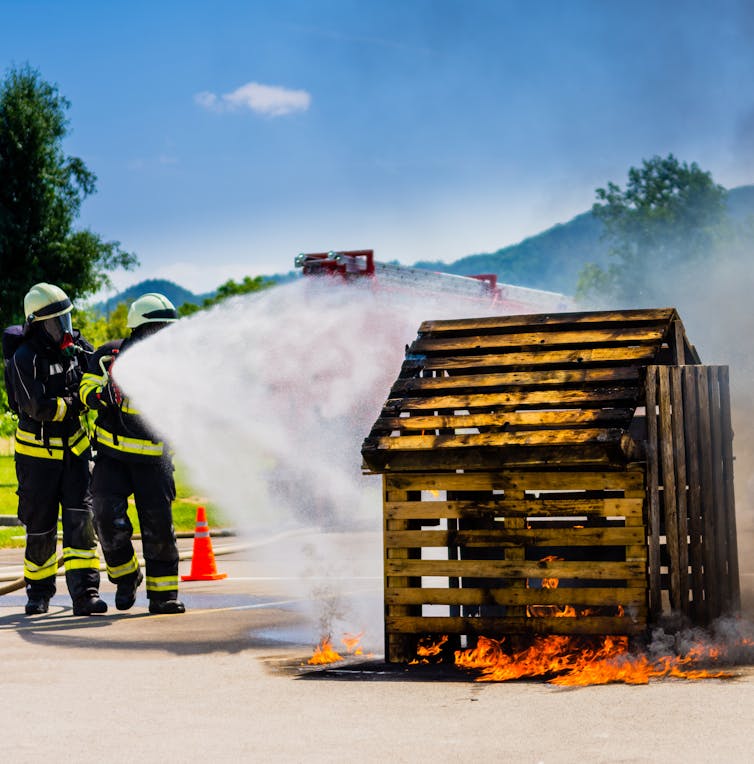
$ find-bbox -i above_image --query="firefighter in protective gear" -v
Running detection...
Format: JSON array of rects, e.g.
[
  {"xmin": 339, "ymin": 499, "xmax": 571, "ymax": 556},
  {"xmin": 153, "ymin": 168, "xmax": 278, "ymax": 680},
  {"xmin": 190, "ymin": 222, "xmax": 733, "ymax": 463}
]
[
  {"xmin": 80, "ymin": 293, "xmax": 185, "ymax": 615},
  {"xmin": 10, "ymin": 283, "xmax": 106, "ymax": 616}
]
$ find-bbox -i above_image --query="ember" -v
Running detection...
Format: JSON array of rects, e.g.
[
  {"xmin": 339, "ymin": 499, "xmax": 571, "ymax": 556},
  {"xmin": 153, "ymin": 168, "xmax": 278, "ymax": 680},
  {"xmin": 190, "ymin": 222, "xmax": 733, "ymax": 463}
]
[{"xmin": 453, "ymin": 635, "xmax": 735, "ymax": 685}]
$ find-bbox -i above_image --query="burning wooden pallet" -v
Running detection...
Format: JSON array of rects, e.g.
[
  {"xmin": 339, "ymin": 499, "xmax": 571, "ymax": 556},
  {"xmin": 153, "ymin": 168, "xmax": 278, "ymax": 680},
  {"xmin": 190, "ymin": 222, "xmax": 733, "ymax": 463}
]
[{"xmin": 361, "ymin": 308, "xmax": 740, "ymax": 663}]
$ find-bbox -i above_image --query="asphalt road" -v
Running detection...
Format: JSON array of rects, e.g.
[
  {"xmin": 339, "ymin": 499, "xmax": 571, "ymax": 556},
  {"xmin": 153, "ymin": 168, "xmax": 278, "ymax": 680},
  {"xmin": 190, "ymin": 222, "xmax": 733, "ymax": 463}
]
[{"xmin": 2, "ymin": 530, "xmax": 754, "ymax": 763}]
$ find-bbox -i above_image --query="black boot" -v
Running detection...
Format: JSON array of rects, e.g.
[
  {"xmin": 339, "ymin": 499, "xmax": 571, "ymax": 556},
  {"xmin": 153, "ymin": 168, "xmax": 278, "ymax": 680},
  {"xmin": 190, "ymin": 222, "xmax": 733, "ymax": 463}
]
[
  {"xmin": 115, "ymin": 570, "xmax": 143, "ymax": 611},
  {"xmin": 25, "ymin": 596, "xmax": 50, "ymax": 615},
  {"xmin": 72, "ymin": 595, "xmax": 109, "ymax": 616},
  {"xmin": 149, "ymin": 599, "xmax": 186, "ymax": 615}
]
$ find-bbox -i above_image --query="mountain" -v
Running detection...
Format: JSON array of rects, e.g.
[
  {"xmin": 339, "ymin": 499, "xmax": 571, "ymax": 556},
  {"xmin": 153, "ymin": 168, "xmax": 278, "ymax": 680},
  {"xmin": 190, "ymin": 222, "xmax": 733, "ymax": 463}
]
[
  {"xmin": 414, "ymin": 211, "xmax": 605, "ymax": 294},
  {"xmin": 413, "ymin": 184, "xmax": 754, "ymax": 295},
  {"xmin": 94, "ymin": 279, "xmax": 213, "ymax": 314}
]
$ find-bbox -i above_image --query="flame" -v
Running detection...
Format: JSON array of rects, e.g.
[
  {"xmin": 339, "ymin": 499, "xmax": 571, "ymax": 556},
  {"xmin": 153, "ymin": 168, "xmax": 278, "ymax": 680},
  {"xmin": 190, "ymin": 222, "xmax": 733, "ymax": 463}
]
[
  {"xmin": 410, "ymin": 635, "xmax": 449, "ymax": 664},
  {"xmin": 308, "ymin": 637, "xmax": 343, "ymax": 665},
  {"xmin": 527, "ymin": 555, "xmax": 579, "ymax": 618},
  {"xmin": 341, "ymin": 631, "xmax": 364, "ymax": 656},
  {"xmin": 308, "ymin": 631, "xmax": 370, "ymax": 665},
  {"xmin": 453, "ymin": 635, "xmax": 735, "ymax": 685},
  {"xmin": 539, "ymin": 554, "xmax": 561, "ymax": 590},
  {"xmin": 418, "ymin": 634, "xmax": 448, "ymax": 657}
]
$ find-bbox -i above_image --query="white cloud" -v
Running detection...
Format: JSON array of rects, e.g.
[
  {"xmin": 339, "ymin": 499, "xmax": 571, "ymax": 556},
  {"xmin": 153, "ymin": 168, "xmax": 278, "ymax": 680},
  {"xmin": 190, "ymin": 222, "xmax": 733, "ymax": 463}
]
[{"xmin": 194, "ymin": 81, "xmax": 311, "ymax": 117}]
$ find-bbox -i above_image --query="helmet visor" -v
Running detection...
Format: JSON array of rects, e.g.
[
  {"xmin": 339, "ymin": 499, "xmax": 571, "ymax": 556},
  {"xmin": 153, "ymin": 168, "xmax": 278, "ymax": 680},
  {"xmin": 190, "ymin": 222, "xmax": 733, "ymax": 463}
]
[{"xmin": 42, "ymin": 313, "xmax": 73, "ymax": 344}]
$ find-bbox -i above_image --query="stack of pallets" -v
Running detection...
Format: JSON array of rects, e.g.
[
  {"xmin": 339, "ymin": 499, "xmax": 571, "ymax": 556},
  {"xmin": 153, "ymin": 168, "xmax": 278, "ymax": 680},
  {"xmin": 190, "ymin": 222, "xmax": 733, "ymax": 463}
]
[{"xmin": 362, "ymin": 309, "xmax": 738, "ymax": 662}]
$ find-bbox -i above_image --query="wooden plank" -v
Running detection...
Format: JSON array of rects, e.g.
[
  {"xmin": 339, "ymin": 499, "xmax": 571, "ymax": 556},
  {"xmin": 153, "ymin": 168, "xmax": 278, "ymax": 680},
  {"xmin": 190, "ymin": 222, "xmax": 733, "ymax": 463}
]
[
  {"xmin": 390, "ymin": 367, "xmax": 640, "ymax": 396},
  {"xmin": 418, "ymin": 308, "xmax": 675, "ymax": 335},
  {"xmin": 682, "ymin": 367, "xmax": 705, "ymax": 621},
  {"xmin": 385, "ymin": 526, "xmax": 645, "ymax": 547},
  {"xmin": 410, "ymin": 326, "xmax": 667, "ymax": 355},
  {"xmin": 658, "ymin": 366, "xmax": 681, "ymax": 612},
  {"xmin": 697, "ymin": 366, "xmax": 719, "ymax": 620},
  {"xmin": 708, "ymin": 367, "xmax": 730, "ymax": 613},
  {"xmin": 367, "ymin": 428, "xmax": 626, "ymax": 451},
  {"xmin": 718, "ymin": 366, "xmax": 741, "ymax": 611},
  {"xmin": 365, "ymin": 444, "xmax": 632, "ymax": 472},
  {"xmin": 407, "ymin": 346, "xmax": 660, "ymax": 372},
  {"xmin": 503, "ymin": 488, "xmax": 527, "ymax": 619},
  {"xmin": 372, "ymin": 408, "xmax": 633, "ymax": 434},
  {"xmin": 670, "ymin": 366, "xmax": 690, "ymax": 615},
  {"xmin": 645, "ymin": 366, "xmax": 662, "ymax": 619},
  {"xmin": 385, "ymin": 587, "xmax": 648, "ymax": 608},
  {"xmin": 382, "ymin": 386, "xmax": 641, "ymax": 414},
  {"xmin": 385, "ymin": 471, "xmax": 644, "ymax": 493},
  {"xmin": 386, "ymin": 615, "xmax": 646, "ymax": 636},
  {"xmin": 384, "ymin": 481, "xmax": 420, "ymax": 663},
  {"xmin": 670, "ymin": 320, "xmax": 686, "ymax": 364},
  {"xmin": 386, "ymin": 559, "xmax": 646, "ymax": 579},
  {"xmin": 384, "ymin": 497, "xmax": 645, "ymax": 520}
]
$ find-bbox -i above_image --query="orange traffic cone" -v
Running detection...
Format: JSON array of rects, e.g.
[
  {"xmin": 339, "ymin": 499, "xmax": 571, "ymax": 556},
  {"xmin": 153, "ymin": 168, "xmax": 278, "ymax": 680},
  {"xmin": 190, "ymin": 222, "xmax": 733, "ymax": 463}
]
[{"xmin": 181, "ymin": 506, "xmax": 228, "ymax": 581}]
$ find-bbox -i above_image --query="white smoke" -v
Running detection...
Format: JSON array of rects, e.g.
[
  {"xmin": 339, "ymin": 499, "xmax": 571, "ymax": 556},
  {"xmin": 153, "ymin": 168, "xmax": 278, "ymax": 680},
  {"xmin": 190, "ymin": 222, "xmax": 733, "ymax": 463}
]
[{"xmin": 113, "ymin": 277, "xmax": 507, "ymax": 646}]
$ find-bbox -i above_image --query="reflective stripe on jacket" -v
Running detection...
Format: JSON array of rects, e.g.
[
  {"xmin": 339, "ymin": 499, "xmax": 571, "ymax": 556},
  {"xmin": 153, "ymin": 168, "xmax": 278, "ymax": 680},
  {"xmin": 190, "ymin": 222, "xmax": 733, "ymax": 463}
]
[
  {"xmin": 94, "ymin": 425, "xmax": 164, "ymax": 459},
  {"xmin": 82, "ymin": 340, "xmax": 168, "ymax": 463},
  {"xmin": 14, "ymin": 425, "xmax": 90, "ymax": 461}
]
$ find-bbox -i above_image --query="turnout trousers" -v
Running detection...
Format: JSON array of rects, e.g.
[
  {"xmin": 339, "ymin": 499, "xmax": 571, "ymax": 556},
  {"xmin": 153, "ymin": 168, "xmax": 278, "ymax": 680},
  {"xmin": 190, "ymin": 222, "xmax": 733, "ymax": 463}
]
[
  {"xmin": 15, "ymin": 453, "xmax": 100, "ymax": 604},
  {"xmin": 91, "ymin": 454, "xmax": 179, "ymax": 602}
]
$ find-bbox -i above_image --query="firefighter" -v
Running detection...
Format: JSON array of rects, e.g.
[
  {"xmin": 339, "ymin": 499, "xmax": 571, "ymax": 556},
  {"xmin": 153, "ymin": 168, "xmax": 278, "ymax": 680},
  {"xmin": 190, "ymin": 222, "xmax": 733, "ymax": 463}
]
[
  {"xmin": 79, "ymin": 293, "xmax": 185, "ymax": 614},
  {"xmin": 10, "ymin": 283, "xmax": 106, "ymax": 616}
]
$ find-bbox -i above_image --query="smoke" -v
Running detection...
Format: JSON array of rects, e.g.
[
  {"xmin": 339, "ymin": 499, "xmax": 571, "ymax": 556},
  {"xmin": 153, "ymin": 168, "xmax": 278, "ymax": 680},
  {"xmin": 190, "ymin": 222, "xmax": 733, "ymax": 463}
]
[
  {"xmin": 114, "ymin": 277, "xmax": 505, "ymax": 647},
  {"xmin": 677, "ymin": 250, "xmax": 754, "ymax": 619},
  {"xmin": 112, "ymin": 248, "xmax": 754, "ymax": 648},
  {"xmin": 578, "ymin": 235, "xmax": 754, "ymax": 620}
]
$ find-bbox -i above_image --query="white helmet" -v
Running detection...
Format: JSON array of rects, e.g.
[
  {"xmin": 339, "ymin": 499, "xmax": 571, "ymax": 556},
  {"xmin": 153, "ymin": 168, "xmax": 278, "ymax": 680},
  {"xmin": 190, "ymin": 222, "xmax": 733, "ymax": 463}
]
[
  {"xmin": 24, "ymin": 282, "xmax": 72, "ymax": 323},
  {"xmin": 127, "ymin": 293, "xmax": 178, "ymax": 329},
  {"xmin": 24, "ymin": 283, "xmax": 74, "ymax": 345}
]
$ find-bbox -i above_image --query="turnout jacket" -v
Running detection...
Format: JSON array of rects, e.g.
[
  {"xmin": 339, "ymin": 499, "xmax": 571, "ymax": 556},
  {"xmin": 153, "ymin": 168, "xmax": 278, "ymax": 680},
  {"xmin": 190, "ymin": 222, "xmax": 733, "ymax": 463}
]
[
  {"xmin": 80, "ymin": 338, "xmax": 167, "ymax": 462},
  {"xmin": 10, "ymin": 331, "xmax": 92, "ymax": 460}
]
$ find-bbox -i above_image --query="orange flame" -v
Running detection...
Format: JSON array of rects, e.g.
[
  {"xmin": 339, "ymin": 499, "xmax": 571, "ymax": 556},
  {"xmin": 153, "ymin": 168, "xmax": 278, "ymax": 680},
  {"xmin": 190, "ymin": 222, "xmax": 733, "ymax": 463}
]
[
  {"xmin": 308, "ymin": 637, "xmax": 343, "ymax": 665},
  {"xmin": 341, "ymin": 632, "xmax": 364, "ymax": 656},
  {"xmin": 418, "ymin": 634, "xmax": 448, "ymax": 657},
  {"xmin": 410, "ymin": 635, "xmax": 449, "ymax": 664},
  {"xmin": 453, "ymin": 634, "xmax": 734, "ymax": 685},
  {"xmin": 527, "ymin": 555, "xmax": 579, "ymax": 618}
]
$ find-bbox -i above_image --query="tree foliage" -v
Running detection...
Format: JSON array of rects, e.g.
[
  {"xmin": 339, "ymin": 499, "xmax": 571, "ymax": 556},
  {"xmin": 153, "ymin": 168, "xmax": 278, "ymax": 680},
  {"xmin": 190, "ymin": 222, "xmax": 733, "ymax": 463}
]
[
  {"xmin": 178, "ymin": 275, "xmax": 272, "ymax": 316},
  {"xmin": 576, "ymin": 155, "xmax": 729, "ymax": 305},
  {"xmin": 0, "ymin": 65, "xmax": 137, "ymax": 329},
  {"xmin": 72, "ymin": 302, "xmax": 130, "ymax": 348}
]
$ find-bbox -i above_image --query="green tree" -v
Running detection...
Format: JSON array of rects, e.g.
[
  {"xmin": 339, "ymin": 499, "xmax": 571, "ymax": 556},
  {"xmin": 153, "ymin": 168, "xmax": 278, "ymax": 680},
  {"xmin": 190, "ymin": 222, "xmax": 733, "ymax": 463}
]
[
  {"xmin": 211, "ymin": 275, "xmax": 271, "ymax": 302},
  {"xmin": 576, "ymin": 155, "xmax": 729, "ymax": 305},
  {"xmin": 72, "ymin": 302, "xmax": 130, "ymax": 348},
  {"xmin": 0, "ymin": 65, "xmax": 137, "ymax": 330},
  {"xmin": 178, "ymin": 275, "xmax": 272, "ymax": 316}
]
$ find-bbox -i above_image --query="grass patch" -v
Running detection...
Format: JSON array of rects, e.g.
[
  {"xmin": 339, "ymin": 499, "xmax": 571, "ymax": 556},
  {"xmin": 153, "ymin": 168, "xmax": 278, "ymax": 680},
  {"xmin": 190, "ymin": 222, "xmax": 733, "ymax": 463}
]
[
  {"xmin": 0, "ymin": 526, "xmax": 25, "ymax": 548},
  {"xmin": 0, "ymin": 452, "xmax": 229, "ymax": 548},
  {"xmin": 0, "ymin": 450, "xmax": 17, "ymax": 517}
]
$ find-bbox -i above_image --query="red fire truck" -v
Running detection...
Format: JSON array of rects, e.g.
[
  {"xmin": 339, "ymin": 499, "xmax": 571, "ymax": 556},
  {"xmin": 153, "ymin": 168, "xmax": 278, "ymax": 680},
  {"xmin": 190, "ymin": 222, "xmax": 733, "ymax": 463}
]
[{"xmin": 294, "ymin": 249, "xmax": 573, "ymax": 313}]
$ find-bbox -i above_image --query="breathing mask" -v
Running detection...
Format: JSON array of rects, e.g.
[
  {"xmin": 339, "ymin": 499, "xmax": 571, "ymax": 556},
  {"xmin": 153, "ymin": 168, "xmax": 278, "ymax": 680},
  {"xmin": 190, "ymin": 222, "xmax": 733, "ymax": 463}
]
[{"xmin": 41, "ymin": 313, "xmax": 75, "ymax": 356}]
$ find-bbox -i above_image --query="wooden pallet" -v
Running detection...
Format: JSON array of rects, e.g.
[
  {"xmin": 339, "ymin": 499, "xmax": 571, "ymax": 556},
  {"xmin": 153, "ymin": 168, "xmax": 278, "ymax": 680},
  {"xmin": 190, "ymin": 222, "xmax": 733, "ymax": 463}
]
[
  {"xmin": 363, "ymin": 308, "xmax": 698, "ymax": 472},
  {"xmin": 384, "ymin": 469, "xmax": 647, "ymax": 662},
  {"xmin": 645, "ymin": 364, "xmax": 739, "ymax": 623},
  {"xmin": 365, "ymin": 309, "xmax": 739, "ymax": 661}
]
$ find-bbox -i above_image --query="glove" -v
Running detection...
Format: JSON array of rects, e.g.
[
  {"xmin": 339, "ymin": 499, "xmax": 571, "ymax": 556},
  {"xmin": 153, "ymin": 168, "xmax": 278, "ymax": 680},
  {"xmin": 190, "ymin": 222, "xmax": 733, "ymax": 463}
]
[{"xmin": 103, "ymin": 380, "xmax": 123, "ymax": 407}]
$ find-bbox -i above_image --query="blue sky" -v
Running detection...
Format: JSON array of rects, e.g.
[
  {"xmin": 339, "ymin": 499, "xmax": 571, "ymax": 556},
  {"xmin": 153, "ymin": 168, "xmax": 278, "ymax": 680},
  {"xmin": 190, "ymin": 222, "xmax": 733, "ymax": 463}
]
[{"xmin": 2, "ymin": 0, "xmax": 754, "ymax": 294}]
